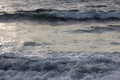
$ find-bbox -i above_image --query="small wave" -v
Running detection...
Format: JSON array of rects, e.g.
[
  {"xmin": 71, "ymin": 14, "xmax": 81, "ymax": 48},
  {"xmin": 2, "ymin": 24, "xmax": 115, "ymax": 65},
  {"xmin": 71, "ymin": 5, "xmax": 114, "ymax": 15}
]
[
  {"xmin": 0, "ymin": 52, "xmax": 120, "ymax": 80},
  {"xmin": 0, "ymin": 9, "xmax": 120, "ymax": 21},
  {"xmin": 70, "ymin": 25, "xmax": 120, "ymax": 33}
]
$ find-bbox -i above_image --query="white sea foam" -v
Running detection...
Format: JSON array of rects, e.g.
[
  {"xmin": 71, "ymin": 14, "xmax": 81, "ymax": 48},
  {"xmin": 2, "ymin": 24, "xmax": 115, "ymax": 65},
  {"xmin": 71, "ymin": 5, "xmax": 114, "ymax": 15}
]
[
  {"xmin": 0, "ymin": 52, "xmax": 120, "ymax": 80},
  {"xmin": 0, "ymin": 0, "xmax": 120, "ymax": 80}
]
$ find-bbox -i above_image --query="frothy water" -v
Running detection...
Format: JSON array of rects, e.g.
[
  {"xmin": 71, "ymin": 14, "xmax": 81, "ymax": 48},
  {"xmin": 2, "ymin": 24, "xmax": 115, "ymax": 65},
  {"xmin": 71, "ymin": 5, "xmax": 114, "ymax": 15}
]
[
  {"xmin": 0, "ymin": 0, "xmax": 120, "ymax": 80},
  {"xmin": 0, "ymin": 20, "xmax": 120, "ymax": 80},
  {"xmin": 0, "ymin": 52, "xmax": 120, "ymax": 80}
]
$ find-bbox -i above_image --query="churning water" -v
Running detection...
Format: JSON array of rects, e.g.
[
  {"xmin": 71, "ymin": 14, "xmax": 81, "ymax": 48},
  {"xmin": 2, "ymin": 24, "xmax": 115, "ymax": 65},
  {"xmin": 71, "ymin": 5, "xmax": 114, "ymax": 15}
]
[{"xmin": 0, "ymin": 0, "xmax": 120, "ymax": 80}]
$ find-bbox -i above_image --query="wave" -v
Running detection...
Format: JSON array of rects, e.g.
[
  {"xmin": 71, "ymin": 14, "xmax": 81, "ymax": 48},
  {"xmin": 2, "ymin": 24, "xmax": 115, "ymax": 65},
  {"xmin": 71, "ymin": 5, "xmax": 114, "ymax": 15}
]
[
  {"xmin": 0, "ymin": 52, "xmax": 120, "ymax": 80},
  {"xmin": 70, "ymin": 25, "xmax": 120, "ymax": 33},
  {"xmin": 0, "ymin": 9, "xmax": 120, "ymax": 21}
]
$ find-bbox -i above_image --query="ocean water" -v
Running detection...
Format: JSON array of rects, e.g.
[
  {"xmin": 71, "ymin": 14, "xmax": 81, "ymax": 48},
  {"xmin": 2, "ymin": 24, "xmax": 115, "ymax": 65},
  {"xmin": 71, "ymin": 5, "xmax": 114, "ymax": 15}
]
[{"xmin": 0, "ymin": 0, "xmax": 120, "ymax": 80}]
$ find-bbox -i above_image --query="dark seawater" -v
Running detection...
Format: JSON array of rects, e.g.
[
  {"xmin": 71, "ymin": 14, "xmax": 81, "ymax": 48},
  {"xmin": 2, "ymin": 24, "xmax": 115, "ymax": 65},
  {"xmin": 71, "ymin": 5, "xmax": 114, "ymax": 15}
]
[{"xmin": 0, "ymin": 0, "xmax": 120, "ymax": 80}]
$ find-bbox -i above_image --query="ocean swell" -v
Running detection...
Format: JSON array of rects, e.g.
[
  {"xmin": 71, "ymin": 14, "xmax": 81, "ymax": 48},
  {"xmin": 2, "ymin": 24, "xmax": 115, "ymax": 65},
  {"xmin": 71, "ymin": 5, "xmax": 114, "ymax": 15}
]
[{"xmin": 0, "ymin": 9, "xmax": 120, "ymax": 21}]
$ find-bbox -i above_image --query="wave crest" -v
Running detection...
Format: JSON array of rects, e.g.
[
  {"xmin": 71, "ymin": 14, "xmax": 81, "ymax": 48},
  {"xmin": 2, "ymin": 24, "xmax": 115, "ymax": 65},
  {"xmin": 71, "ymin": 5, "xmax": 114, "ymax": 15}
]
[{"xmin": 0, "ymin": 9, "xmax": 120, "ymax": 21}]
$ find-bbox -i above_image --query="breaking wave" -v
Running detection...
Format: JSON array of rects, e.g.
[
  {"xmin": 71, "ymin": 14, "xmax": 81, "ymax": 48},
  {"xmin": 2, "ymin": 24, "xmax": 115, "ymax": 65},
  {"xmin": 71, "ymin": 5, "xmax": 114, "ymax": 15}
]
[
  {"xmin": 0, "ymin": 52, "xmax": 120, "ymax": 80},
  {"xmin": 0, "ymin": 9, "xmax": 120, "ymax": 21}
]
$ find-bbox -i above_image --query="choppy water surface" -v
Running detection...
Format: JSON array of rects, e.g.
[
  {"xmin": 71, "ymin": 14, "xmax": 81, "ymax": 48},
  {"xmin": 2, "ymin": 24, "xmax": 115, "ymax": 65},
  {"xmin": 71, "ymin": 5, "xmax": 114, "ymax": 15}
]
[
  {"xmin": 0, "ymin": 0, "xmax": 120, "ymax": 80},
  {"xmin": 0, "ymin": 20, "xmax": 120, "ymax": 53}
]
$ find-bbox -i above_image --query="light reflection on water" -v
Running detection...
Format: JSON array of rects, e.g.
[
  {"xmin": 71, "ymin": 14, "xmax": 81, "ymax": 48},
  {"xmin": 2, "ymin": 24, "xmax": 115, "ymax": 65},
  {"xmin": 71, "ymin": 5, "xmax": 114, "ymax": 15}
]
[{"xmin": 0, "ymin": 21, "xmax": 120, "ymax": 54}]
